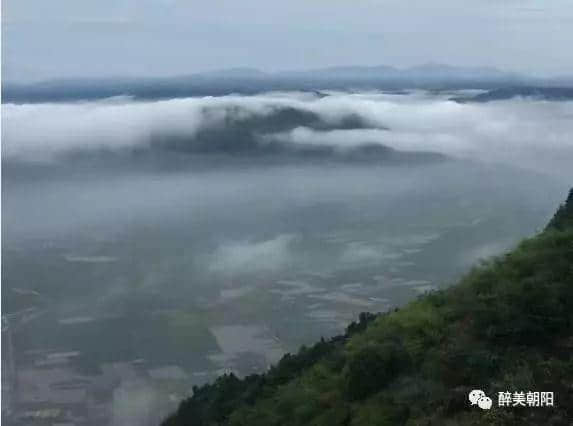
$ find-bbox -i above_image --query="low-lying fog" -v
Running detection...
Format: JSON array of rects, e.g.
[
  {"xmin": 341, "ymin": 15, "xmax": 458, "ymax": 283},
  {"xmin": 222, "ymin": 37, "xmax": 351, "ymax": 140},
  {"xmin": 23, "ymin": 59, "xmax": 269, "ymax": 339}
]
[{"xmin": 2, "ymin": 90, "xmax": 571, "ymax": 425}]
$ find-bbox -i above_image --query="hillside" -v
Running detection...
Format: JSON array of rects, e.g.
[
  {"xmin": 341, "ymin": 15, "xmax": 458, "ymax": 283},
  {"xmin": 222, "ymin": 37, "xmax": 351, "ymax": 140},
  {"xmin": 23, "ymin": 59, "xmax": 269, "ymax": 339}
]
[{"xmin": 162, "ymin": 189, "xmax": 573, "ymax": 426}]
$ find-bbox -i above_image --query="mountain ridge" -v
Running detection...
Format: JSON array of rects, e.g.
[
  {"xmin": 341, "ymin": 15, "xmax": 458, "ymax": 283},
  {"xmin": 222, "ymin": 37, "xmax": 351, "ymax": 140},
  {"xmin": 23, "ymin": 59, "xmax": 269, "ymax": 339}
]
[
  {"xmin": 5, "ymin": 64, "xmax": 565, "ymax": 104},
  {"xmin": 3, "ymin": 63, "xmax": 522, "ymax": 86}
]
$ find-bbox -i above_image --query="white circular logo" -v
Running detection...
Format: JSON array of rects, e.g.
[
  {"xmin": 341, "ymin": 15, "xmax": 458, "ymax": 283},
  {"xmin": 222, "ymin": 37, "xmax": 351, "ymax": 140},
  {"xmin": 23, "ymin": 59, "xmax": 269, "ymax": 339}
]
[
  {"xmin": 469, "ymin": 389, "xmax": 486, "ymax": 405},
  {"xmin": 477, "ymin": 396, "xmax": 492, "ymax": 410},
  {"xmin": 469, "ymin": 390, "xmax": 492, "ymax": 410}
]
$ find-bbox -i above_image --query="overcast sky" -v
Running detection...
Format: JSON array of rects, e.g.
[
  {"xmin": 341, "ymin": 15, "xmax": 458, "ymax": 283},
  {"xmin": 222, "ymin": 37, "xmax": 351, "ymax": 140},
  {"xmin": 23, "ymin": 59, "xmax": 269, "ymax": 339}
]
[{"xmin": 2, "ymin": 0, "xmax": 572, "ymax": 82}]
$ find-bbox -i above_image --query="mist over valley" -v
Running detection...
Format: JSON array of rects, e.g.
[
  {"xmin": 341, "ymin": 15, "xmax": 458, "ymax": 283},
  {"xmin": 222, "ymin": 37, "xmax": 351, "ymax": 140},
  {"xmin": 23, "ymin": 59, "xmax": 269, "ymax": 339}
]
[{"xmin": 2, "ymin": 89, "xmax": 572, "ymax": 425}]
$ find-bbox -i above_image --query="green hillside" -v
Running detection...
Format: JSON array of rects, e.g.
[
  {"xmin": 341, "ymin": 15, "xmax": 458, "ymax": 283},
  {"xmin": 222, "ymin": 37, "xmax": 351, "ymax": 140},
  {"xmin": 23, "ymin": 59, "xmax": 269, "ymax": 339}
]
[{"xmin": 163, "ymin": 189, "xmax": 573, "ymax": 426}]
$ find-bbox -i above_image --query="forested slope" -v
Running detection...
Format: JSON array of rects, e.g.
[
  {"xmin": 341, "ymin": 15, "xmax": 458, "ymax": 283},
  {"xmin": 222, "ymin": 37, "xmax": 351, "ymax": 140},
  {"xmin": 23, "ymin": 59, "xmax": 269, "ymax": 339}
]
[{"xmin": 163, "ymin": 189, "xmax": 573, "ymax": 426}]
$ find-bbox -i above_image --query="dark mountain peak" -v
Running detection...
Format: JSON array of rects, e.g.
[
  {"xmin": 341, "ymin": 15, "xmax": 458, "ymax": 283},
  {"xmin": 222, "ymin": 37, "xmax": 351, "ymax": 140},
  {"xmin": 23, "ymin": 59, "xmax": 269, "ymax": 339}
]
[{"xmin": 547, "ymin": 188, "xmax": 573, "ymax": 230}]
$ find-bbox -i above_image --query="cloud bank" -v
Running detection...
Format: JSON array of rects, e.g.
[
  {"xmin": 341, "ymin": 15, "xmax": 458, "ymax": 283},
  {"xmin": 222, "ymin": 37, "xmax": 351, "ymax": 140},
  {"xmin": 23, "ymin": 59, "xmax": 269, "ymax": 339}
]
[
  {"xmin": 3, "ymin": 91, "xmax": 573, "ymax": 178},
  {"xmin": 208, "ymin": 235, "xmax": 297, "ymax": 276}
]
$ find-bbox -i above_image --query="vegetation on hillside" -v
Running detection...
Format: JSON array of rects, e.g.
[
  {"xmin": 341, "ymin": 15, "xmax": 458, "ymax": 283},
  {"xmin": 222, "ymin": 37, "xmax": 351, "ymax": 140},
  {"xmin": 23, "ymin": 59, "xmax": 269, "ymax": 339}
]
[{"xmin": 163, "ymin": 189, "xmax": 573, "ymax": 426}]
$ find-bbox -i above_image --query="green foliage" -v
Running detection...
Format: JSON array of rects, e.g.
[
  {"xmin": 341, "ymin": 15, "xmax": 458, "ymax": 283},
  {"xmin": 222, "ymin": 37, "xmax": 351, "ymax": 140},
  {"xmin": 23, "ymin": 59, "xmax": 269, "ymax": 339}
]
[
  {"xmin": 162, "ymin": 189, "xmax": 573, "ymax": 426},
  {"xmin": 344, "ymin": 341, "xmax": 409, "ymax": 401},
  {"xmin": 346, "ymin": 312, "xmax": 378, "ymax": 336},
  {"xmin": 351, "ymin": 394, "xmax": 410, "ymax": 426}
]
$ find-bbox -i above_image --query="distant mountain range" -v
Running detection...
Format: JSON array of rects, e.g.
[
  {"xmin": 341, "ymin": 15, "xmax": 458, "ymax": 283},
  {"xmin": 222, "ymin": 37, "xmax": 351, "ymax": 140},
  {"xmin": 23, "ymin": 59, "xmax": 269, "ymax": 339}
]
[
  {"xmin": 276, "ymin": 63, "xmax": 521, "ymax": 82},
  {"xmin": 3, "ymin": 64, "xmax": 572, "ymax": 103}
]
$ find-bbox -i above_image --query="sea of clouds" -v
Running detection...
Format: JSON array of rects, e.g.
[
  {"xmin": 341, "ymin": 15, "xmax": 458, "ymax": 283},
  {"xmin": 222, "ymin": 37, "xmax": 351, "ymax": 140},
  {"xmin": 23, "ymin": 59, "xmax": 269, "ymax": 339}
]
[{"xmin": 3, "ymin": 91, "xmax": 573, "ymax": 179}]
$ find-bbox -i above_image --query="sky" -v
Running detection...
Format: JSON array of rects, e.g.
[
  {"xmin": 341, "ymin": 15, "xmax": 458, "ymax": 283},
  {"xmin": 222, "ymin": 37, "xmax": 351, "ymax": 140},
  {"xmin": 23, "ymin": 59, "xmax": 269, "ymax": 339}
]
[{"xmin": 2, "ymin": 0, "xmax": 573, "ymax": 82}]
